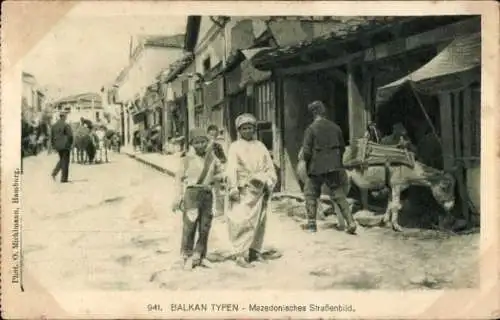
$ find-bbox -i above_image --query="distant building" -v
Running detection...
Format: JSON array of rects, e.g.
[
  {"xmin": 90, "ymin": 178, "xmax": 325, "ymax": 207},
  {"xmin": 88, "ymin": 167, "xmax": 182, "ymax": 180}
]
[
  {"xmin": 22, "ymin": 72, "xmax": 46, "ymax": 125},
  {"xmin": 52, "ymin": 92, "xmax": 104, "ymax": 125},
  {"xmin": 112, "ymin": 33, "xmax": 185, "ymax": 148}
]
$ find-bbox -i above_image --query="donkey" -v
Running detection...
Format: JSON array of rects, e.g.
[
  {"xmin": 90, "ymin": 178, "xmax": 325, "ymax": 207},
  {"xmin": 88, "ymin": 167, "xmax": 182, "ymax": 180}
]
[{"xmin": 297, "ymin": 146, "xmax": 456, "ymax": 232}]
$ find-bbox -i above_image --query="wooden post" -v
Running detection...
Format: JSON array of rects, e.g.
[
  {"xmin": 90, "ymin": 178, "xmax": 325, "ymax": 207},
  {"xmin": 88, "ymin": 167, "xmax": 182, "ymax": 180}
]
[
  {"xmin": 453, "ymin": 91, "xmax": 470, "ymax": 225},
  {"xmin": 439, "ymin": 93, "xmax": 454, "ymax": 170},
  {"xmin": 347, "ymin": 63, "xmax": 369, "ymax": 145},
  {"xmin": 273, "ymin": 76, "xmax": 285, "ymax": 192},
  {"xmin": 362, "ymin": 65, "xmax": 373, "ymax": 123},
  {"xmin": 462, "ymin": 87, "xmax": 472, "ymax": 168},
  {"xmin": 125, "ymin": 109, "xmax": 130, "ymax": 146},
  {"xmin": 165, "ymin": 85, "xmax": 173, "ymax": 147}
]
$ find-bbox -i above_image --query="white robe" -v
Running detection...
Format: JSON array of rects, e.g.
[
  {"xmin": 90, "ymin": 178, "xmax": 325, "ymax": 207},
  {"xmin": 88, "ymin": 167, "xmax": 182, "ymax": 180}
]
[{"xmin": 225, "ymin": 139, "xmax": 277, "ymax": 257}]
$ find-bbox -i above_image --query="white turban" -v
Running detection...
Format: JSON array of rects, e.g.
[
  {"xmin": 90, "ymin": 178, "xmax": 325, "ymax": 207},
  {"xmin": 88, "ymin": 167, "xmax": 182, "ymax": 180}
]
[{"xmin": 235, "ymin": 113, "xmax": 257, "ymax": 129}]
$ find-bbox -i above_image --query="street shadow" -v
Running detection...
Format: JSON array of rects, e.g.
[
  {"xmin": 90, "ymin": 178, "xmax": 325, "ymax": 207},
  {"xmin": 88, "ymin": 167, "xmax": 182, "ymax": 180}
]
[
  {"xmin": 92, "ymin": 161, "xmax": 114, "ymax": 165},
  {"xmin": 65, "ymin": 179, "xmax": 89, "ymax": 183},
  {"xmin": 205, "ymin": 248, "xmax": 283, "ymax": 264}
]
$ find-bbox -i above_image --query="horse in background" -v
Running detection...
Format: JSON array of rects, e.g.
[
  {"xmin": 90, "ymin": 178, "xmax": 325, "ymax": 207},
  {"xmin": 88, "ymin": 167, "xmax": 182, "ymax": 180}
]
[{"xmin": 71, "ymin": 122, "xmax": 92, "ymax": 164}]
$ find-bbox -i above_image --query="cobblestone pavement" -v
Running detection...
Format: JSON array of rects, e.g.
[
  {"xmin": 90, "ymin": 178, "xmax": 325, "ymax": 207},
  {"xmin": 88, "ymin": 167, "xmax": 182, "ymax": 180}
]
[{"xmin": 21, "ymin": 152, "xmax": 479, "ymax": 291}]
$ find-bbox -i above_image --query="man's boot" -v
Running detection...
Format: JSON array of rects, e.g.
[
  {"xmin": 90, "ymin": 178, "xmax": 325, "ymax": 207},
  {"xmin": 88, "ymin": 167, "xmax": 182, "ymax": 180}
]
[{"xmin": 302, "ymin": 199, "xmax": 318, "ymax": 233}]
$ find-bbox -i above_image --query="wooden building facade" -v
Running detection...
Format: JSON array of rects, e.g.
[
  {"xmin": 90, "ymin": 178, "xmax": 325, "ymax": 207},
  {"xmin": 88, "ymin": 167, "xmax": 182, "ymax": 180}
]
[{"xmin": 247, "ymin": 16, "xmax": 481, "ymax": 222}]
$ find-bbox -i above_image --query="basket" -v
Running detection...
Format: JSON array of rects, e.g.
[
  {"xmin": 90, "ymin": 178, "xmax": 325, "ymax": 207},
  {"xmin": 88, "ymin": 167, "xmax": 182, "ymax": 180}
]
[{"xmin": 344, "ymin": 138, "xmax": 415, "ymax": 168}]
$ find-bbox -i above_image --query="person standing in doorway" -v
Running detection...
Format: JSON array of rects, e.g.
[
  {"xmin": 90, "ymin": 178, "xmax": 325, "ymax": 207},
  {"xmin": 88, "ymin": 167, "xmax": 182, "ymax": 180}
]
[
  {"xmin": 301, "ymin": 101, "xmax": 357, "ymax": 234},
  {"xmin": 51, "ymin": 112, "xmax": 74, "ymax": 183}
]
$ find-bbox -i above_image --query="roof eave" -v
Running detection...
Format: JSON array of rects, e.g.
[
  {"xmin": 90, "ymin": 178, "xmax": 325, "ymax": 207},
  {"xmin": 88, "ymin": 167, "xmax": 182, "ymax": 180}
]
[{"xmin": 161, "ymin": 54, "xmax": 195, "ymax": 83}]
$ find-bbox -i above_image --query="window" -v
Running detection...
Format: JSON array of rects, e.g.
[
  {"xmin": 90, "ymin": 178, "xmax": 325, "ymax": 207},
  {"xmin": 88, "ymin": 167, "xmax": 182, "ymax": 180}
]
[
  {"xmin": 254, "ymin": 81, "xmax": 274, "ymax": 122},
  {"xmin": 194, "ymin": 106, "xmax": 204, "ymax": 128},
  {"xmin": 96, "ymin": 111, "xmax": 100, "ymax": 120},
  {"xmin": 210, "ymin": 104, "xmax": 224, "ymax": 129},
  {"xmin": 194, "ymin": 87, "xmax": 203, "ymax": 107},
  {"xmin": 257, "ymin": 122, "xmax": 273, "ymax": 152},
  {"xmin": 203, "ymin": 57, "xmax": 211, "ymax": 73},
  {"xmin": 182, "ymin": 79, "xmax": 189, "ymax": 94}
]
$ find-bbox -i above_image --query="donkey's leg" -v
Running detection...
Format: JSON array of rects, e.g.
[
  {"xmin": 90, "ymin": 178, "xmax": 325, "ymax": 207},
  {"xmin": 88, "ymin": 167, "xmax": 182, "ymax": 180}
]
[
  {"xmin": 390, "ymin": 186, "xmax": 404, "ymax": 232},
  {"xmin": 361, "ymin": 188, "xmax": 369, "ymax": 210},
  {"xmin": 381, "ymin": 203, "xmax": 391, "ymax": 227},
  {"xmin": 380, "ymin": 188, "xmax": 393, "ymax": 227}
]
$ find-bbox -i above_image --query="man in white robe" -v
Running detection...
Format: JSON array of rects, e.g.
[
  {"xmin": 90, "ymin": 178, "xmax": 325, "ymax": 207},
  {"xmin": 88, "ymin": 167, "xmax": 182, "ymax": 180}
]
[{"xmin": 225, "ymin": 113, "xmax": 278, "ymax": 268}]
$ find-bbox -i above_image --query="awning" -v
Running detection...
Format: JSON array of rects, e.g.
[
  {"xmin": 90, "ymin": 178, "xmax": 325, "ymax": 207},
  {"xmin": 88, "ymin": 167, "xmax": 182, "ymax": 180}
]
[{"xmin": 376, "ymin": 33, "xmax": 481, "ymax": 106}]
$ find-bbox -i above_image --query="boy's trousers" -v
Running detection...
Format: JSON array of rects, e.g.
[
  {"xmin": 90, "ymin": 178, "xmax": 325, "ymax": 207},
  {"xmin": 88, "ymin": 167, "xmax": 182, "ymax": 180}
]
[{"xmin": 180, "ymin": 186, "xmax": 214, "ymax": 259}]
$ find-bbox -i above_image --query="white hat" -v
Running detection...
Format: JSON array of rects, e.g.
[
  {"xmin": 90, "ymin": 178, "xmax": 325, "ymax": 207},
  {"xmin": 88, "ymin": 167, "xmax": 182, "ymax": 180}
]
[{"xmin": 235, "ymin": 113, "xmax": 257, "ymax": 129}]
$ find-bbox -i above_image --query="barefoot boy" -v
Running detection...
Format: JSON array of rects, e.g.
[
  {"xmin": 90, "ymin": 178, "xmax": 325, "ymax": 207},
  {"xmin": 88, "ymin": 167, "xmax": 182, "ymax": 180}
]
[{"xmin": 172, "ymin": 128, "xmax": 224, "ymax": 269}]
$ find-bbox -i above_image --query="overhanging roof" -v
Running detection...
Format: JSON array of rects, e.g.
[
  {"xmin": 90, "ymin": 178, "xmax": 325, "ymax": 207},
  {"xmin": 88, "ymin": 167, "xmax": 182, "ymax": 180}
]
[
  {"xmin": 157, "ymin": 53, "xmax": 195, "ymax": 83},
  {"xmin": 376, "ymin": 32, "xmax": 481, "ymax": 106}
]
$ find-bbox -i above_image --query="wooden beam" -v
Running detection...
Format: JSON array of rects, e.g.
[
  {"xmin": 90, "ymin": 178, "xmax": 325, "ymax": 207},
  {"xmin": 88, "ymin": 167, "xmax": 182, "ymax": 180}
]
[{"xmin": 276, "ymin": 17, "xmax": 480, "ymax": 76}]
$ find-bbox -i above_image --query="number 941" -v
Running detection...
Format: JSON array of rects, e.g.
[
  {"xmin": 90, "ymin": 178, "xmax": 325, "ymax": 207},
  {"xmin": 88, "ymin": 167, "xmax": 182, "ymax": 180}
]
[{"xmin": 147, "ymin": 304, "xmax": 162, "ymax": 312}]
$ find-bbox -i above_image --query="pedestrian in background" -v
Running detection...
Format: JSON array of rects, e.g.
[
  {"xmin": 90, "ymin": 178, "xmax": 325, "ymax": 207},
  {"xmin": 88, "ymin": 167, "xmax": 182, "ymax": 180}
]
[
  {"xmin": 51, "ymin": 112, "xmax": 74, "ymax": 183},
  {"xmin": 207, "ymin": 124, "xmax": 227, "ymax": 164},
  {"xmin": 172, "ymin": 128, "xmax": 224, "ymax": 270},
  {"xmin": 301, "ymin": 101, "xmax": 356, "ymax": 234},
  {"xmin": 207, "ymin": 124, "xmax": 227, "ymax": 217}
]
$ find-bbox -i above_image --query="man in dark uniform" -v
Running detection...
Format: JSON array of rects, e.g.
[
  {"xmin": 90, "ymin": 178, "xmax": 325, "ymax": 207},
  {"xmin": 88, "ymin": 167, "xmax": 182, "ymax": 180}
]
[
  {"xmin": 51, "ymin": 112, "xmax": 74, "ymax": 182},
  {"xmin": 302, "ymin": 101, "xmax": 357, "ymax": 234}
]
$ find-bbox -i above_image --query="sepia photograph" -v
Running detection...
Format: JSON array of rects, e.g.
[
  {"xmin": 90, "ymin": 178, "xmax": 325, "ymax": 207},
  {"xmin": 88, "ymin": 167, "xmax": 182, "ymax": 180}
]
[{"xmin": 2, "ymin": 1, "xmax": 499, "ymax": 319}]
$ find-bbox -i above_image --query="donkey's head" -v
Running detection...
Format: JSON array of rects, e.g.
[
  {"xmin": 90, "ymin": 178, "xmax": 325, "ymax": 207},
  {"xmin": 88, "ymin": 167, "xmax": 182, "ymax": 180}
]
[{"xmin": 429, "ymin": 171, "xmax": 456, "ymax": 212}]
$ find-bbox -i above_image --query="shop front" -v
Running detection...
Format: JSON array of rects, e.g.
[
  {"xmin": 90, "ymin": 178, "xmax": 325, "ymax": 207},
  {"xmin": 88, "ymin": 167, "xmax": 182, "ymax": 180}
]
[{"xmin": 376, "ymin": 32, "xmax": 481, "ymax": 223}]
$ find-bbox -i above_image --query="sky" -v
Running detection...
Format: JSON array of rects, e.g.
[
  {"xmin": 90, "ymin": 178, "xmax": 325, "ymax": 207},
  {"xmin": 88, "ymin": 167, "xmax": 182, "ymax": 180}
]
[{"xmin": 22, "ymin": 2, "xmax": 187, "ymax": 101}]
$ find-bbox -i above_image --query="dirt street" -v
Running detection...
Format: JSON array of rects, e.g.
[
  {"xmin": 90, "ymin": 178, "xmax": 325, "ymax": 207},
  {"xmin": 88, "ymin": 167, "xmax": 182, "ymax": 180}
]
[{"xmin": 21, "ymin": 152, "xmax": 479, "ymax": 291}]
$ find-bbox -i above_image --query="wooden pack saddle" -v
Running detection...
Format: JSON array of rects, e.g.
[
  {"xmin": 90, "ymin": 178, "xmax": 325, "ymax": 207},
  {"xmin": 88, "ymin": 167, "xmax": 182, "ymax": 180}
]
[{"xmin": 343, "ymin": 138, "xmax": 416, "ymax": 169}]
